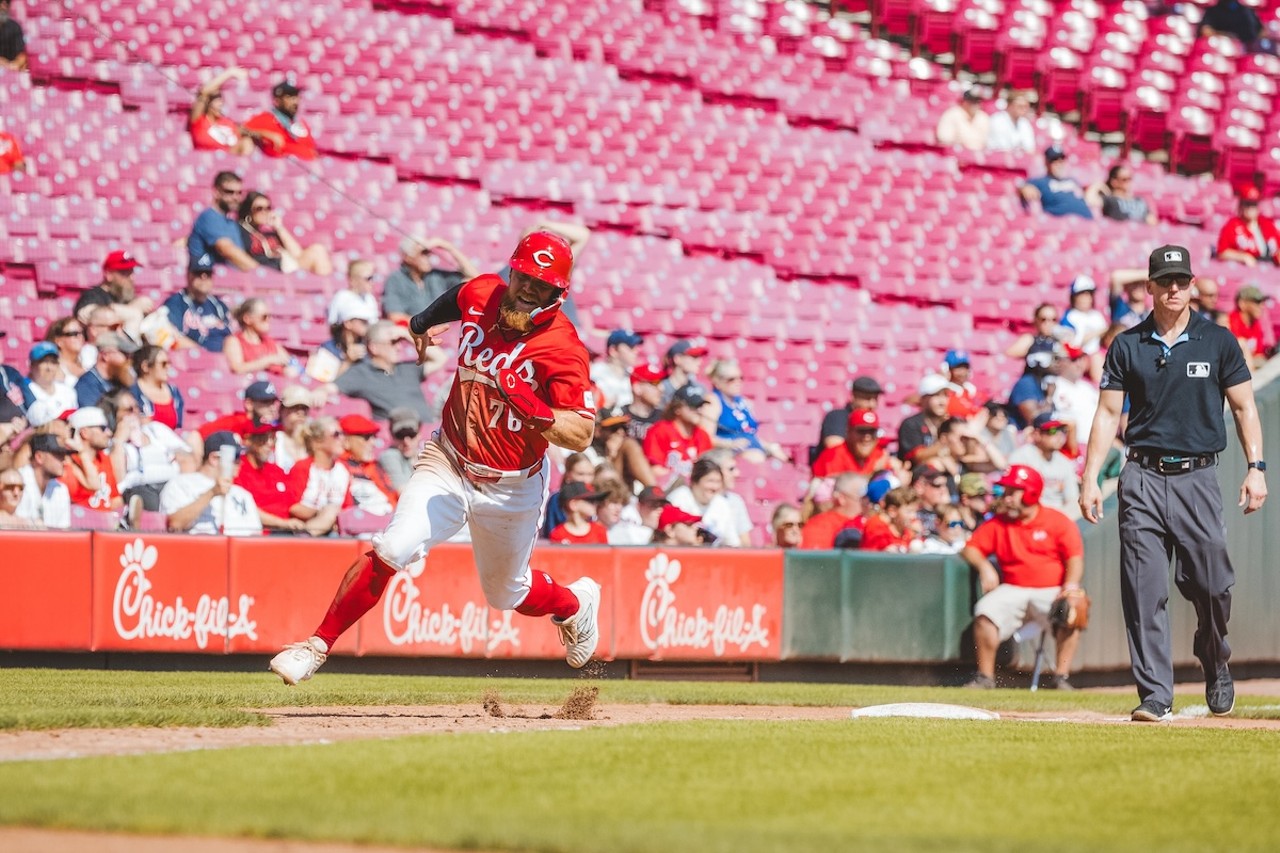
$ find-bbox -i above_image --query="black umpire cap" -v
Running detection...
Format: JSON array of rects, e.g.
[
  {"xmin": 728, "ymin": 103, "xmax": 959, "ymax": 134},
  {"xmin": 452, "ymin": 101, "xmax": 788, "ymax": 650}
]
[{"xmin": 1148, "ymin": 245, "xmax": 1194, "ymax": 280}]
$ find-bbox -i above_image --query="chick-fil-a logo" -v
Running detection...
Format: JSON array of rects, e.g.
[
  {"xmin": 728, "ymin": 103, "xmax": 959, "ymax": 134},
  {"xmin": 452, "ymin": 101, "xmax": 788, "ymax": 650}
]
[
  {"xmin": 382, "ymin": 559, "xmax": 521, "ymax": 653},
  {"xmin": 112, "ymin": 539, "xmax": 257, "ymax": 649},
  {"xmin": 639, "ymin": 553, "xmax": 770, "ymax": 656}
]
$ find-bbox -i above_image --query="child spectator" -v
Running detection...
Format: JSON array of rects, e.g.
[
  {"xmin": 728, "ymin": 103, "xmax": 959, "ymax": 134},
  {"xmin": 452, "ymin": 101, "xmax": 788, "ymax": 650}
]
[
  {"xmin": 549, "ymin": 482, "xmax": 610, "ymax": 545},
  {"xmin": 643, "ymin": 383, "xmax": 714, "ymax": 487},
  {"xmin": 658, "ymin": 339, "xmax": 708, "ymax": 405},
  {"xmin": 861, "ymin": 486, "xmax": 923, "ymax": 553},
  {"xmin": 651, "ymin": 504, "xmax": 708, "ymax": 546},
  {"xmin": 920, "ymin": 503, "xmax": 968, "ymax": 554},
  {"xmin": 543, "ymin": 452, "xmax": 595, "ymax": 537}
]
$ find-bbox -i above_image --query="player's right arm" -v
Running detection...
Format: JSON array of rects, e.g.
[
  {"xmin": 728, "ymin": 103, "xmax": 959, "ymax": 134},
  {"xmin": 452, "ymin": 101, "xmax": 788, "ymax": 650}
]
[
  {"xmin": 541, "ymin": 410, "xmax": 593, "ymax": 452},
  {"xmin": 1079, "ymin": 388, "xmax": 1125, "ymax": 523},
  {"xmin": 408, "ymin": 283, "xmax": 465, "ymax": 362}
]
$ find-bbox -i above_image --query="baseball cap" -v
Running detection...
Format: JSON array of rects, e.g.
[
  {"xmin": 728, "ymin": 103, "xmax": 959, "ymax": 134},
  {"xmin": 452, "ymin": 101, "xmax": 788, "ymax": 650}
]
[
  {"xmin": 911, "ymin": 465, "xmax": 948, "ymax": 487},
  {"xmin": 95, "ymin": 331, "xmax": 140, "ymax": 355},
  {"xmin": 68, "ymin": 407, "xmax": 109, "ymax": 431},
  {"xmin": 245, "ymin": 380, "xmax": 279, "ymax": 402},
  {"xmin": 559, "ymin": 481, "xmax": 609, "ymax": 509},
  {"xmin": 1237, "ymin": 285, "xmax": 1271, "ymax": 304},
  {"xmin": 25, "ymin": 400, "xmax": 73, "ymax": 428},
  {"xmin": 29, "ymin": 434, "xmax": 73, "ymax": 457},
  {"xmin": 637, "ymin": 485, "xmax": 668, "ymax": 506},
  {"xmin": 631, "ymin": 361, "xmax": 666, "ymax": 384},
  {"xmin": 666, "ymin": 339, "xmax": 708, "ymax": 360},
  {"xmin": 1148, "ymin": 244, "xmax": 1194, "ymax": 280},
  {"xmin": 280, "ymin": 386, "xmax": 313, "ymax": 409},
  {"xmin": 1238, "ymin": 184, "xmax": 1262, "ymax": 203},
  {"xmin": 189, "ymin": 254, "xmax": 215, "ymax": 275},
  {"xmin": 657, "ymin": 504, "xmax": 702, "ymax": 528},
  {"xmin": 202, "ymin": 430, "xmax": 243, "ymax": 460},
  {"xmin": 598, "ymin": 407, "xmax": 631, "ymax": 429},
  {"xmin": 1025, "ymin": 339, "xmax": 1059, "ymax": 370},
  {"xmin": 1044, "ymin": 145, "xmax": 1067, "ymax": 163},
  {"xmin": 1033, "ymin": 413, "xmax": 1067, "ymax": 431},
  {"xmin": 388, "ymin": 407, "xmax": 422, "ymax": 437},
  {"xmin": 865, "ymin": 472, "xmax": 900, "ymax": 505},
  {"xmin": 340, "ymin": 414, "xmax": 381, "ymax": 436},
  {"xmin": 607, "ymin": 329, "xmax": 644, "ymax": 349},
  {"xmin": 29, "ymin": 341, "xmax": 58, "ymax": 363},
  {"xmin": 272, "ymin": 79, "xmax": 301, "ymax": 97},
  {"xmin": 958, "ymin": 472, "xmax": 990, "ymax": 497},
  {"xmin": 1062, "ymin": 344, "xmax": 1086, "ymax": 360},
  {"xmin": 943, "ymin": 349, "xmax": 971, "ymax": 369},
  {"xmin": 848, "ymin": 408, "xmax": 880, "ymax": 431},
  {"xmin": 851, "ymin": 375, "xmax": 884, "ymax": 396},
  {"xmin": 918, "ymin": 374, "xmax": 951, "ymax": 397},
  {"xmin": 332, "ymin": 300, "xmax": 378, "ymax": 324},
  {"xmin": 1069, "ymin": 274, "xmax": 1097, "ymax": 294},
  {"xmin": 102, "ymin": 250, "xmax": 141, "ymax": 272},
  {"xmin": 672, "ymin": 383, "xmax": 710, "ymax": 408}
]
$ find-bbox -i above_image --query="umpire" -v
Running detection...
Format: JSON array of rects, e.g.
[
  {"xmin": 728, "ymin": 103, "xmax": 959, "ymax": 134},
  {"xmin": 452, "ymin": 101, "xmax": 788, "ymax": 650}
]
[{"xmin": 1080, "ymin": 244, "xmax": 1267, "ymax": 723}]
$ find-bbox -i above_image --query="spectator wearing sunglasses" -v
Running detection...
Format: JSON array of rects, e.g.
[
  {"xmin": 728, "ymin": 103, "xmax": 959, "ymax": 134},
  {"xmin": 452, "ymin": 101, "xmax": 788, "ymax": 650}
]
[
  {"xmin": 236, "ymin": 191, "xmax": 332, "ymax": 275},
  {"xmin": 1009, "ymin": 414, "xmax": 1080, "ymax": 517},
  {"xmin": 73, "ymin": 251, "xmax": 155, "ymax": 340},
  {"xmin": 920, "ymin": 503, "xmax": 969, "ymax": 554},
  {"xmin": 377, "ymin": 408, "xmax": 423, "ymax": 493},
  {"xmin": 224, "ymin": 298, "xmax": 297, "ymax": 376},
  {"xmin": 769, "ymin": 502, "xmax": 804, "ymax": 548},
  {"xmin": 1007, "ymin": 340, "xmax": 1061, "ymax": 430},
  {"xmin": 188, "ymin": 67, "xmax": 256, "ymax": 155},
  {"xmin": 1098, "ymin": 164, "xmax": 1156, "ymax": 225},
  {"xmin": 163, "ymin": 257, "xmax": 233, "ymax": 352},
  {"xmin": 187, "ymin": 171, "xmax": 258, "ymax": 271},
  {"xmin": 0, "ymin": 467, "xmax": 39, "ymax": 529}
]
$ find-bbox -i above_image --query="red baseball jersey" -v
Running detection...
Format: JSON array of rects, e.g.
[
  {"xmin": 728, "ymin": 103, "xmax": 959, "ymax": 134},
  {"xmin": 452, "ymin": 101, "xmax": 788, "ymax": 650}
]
[
  {"xmin": 441, "ymin": 275, "xmax": 594, "ymax": 471},
  {"xmin": 241, "ymin": 112, "xmax": 318, "ymax": 160},
  {"xmin": 189, "ymin": 115, "xmax": 243, "ymax": 152},
  {"xmin": 642, "ymin": 419, "xmax": 713, "ymax": 475}
]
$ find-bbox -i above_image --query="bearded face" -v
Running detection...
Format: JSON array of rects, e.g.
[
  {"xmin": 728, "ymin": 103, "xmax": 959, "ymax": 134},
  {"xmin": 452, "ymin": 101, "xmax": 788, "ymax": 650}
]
[{"xmin": 499, "ymin": 272, "xmax": 560, "ymax": 333}]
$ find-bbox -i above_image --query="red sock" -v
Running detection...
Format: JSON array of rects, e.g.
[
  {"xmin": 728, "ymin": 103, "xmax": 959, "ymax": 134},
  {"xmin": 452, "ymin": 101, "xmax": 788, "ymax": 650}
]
[
  {"xmin": 314, "ymin": 551, "xmax": 395, "ymax": 649},
  {"xmin": 515, "ymin": 571, "xmax": 580, "ymax": 619}
]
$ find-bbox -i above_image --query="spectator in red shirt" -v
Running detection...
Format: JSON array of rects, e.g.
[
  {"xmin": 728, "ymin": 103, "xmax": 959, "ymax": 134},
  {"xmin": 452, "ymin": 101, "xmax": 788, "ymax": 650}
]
[
  {"xmin": 223, "ymin": 298, "xmax": 297, "ymax": 376},
  {"xmin": 961, "ymin": 465, "xmax": 1084, "ymax": 689},
  {"xmin": 198, "ymin": 380, "xmax": 282, "ymax": 439},
  {"xmin": 62, "ymin": 407, "xmax": 121, "ymax": 511},
  {"xmin": 642, "ymin": 383, "xmax": 714, "ymax": 488},
  {"xmin": 286, "ymin": 417, "xmax": 348, "ymax": 536},
  {"xmin": 188, "ymin": 68, "xmax": 255, "ymax": 155},
  {"xmin": 235, "ymin": 419, "xmax": 308, "ymax": 534},
  {"xmin": 861, "ymin": 486, "xmax": 923, "ymax": 553},
  {"xmin": 0, "ymin": 127, "xmax": 27, "ymax": 174},
  {"xmin": 812, "ymin": 408, "xmax": 895, "ymax": 479},
  {"xmin": 800, "ymin": 473, "xmax": 868, "ymax": 550},
  {"xmin": 942, "ymin": 350, "xmax": 983, "ymax": 420},
  {"xmin": 1217, "ymin": 185, "xmax": 1280, "ymax": 267},
  {"xmin": 338, "ymin": 414, "xmax": 397, "ymax": 515},
  {"xmin": 242, "ymin": 79, "xmax": 318, "ymax": 161},
  {"xmin": 1225, "ymin": 285, "xmax": 1273, "ymax": 368},
  {"xmin": 651, "ymin": 504, "xmax": 708, "ymax": 546},
  {"xmin": 549, "ymin": 482, "xmax": 610, "ymax": 544}
]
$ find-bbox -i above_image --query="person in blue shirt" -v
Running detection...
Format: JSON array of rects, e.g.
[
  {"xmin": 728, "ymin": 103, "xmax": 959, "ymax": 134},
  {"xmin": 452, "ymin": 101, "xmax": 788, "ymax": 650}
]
[
  {"xmin": 162, "ymin": 258, "xmax": 233, "ymax": 352},
  {"xmin": 1018, "ymin": 147, "xmax": 1099, "ymax": 220},
  {"xmin": 187, "ymin": 170, "xmax": 259, "ymax": 271},
  {"xmin": 1007, "ymin": 340, "xmax": 1060, "ymax": 430},
  {"xmin": 702, "ymin": 357, "xmax": 788, "ymax": 463}
]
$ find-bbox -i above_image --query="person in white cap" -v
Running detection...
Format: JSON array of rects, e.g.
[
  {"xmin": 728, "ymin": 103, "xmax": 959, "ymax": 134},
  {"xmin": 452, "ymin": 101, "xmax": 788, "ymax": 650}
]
[
  {"xmin": 380, "ymin": 234, "xmax": 478, "ymax": 325},
  {"xmin": 897, "ymin": 374, "xmax": 953, "ymax": 471},
  {"xmin": 64, "ymin": 407, "xmax": 122, "ymax": 511},
  {"xmin": 306, "ymin": 299, "xmax": 380, "ymax": 383},
  {"xmin": 327, "ymin": 258, "xmax": 380, "ymax": 326}
]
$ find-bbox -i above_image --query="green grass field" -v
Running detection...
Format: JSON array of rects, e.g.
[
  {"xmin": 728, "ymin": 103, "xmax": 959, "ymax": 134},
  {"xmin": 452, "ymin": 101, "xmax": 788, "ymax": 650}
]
[{"xmin": 1, "ymin": 669, "xmax": 1278, "ymax": 852}]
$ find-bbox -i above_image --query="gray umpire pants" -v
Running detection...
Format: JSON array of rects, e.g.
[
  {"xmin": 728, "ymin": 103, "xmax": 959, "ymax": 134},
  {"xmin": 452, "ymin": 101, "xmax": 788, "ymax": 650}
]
[{"xmin": 1117, "ymin": 462, "xmax": 1234, "ymax": 707}]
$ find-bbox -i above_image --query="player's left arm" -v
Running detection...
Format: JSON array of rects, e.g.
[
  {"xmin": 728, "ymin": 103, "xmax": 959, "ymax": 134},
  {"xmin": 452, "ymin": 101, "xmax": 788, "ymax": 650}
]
[{"xmin": 1225, "ymin": 379, "xmax": 1267, "ymax": 513}]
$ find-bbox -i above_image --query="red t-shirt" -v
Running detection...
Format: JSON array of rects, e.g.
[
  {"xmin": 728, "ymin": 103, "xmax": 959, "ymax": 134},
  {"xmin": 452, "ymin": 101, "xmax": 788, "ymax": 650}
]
[
  {"xmin": 242, "ymin": 111, "xmax": 318, "ymax": 160},
  {"xmin": 549, "ymin": 522, "xmax": 610, "ymax": 545},
  {"xmin": 642, "ymin": 419, "xmax": 713, "ymax": 475},
  {"xmin": 965, "ymin": 505, "xmax": 1082, "ymax": 587},
  {"xmin": 189, "ymin": 114, "xmax": 243, "ymax": 152},
  {"xmin": 151, "ymin": 398, "xmax": 179, "ymax": 431},
  {"xmin": 1217, "ymin": 215, "xmax": 1280, "ymax": 263},
  {"xmin": 1227, "ymin": 310, "xmax": 1267, "ymax": 358},
  {"xmin": 811, "ymin": 443, "xmax": 888, "ymax": 478},
  {"xmin": 198, "ymin": 412, "xmax": 254, "ymax": 440},
  {"xmin": 799, "ymin": 509, "xmax": 862, "ymax": 550},
  {"xmin": 62, "ymin": 451, "xmax": 120, "ymax": 510},
  {"xmin": 441, "ymin": 275, "xmax": 595, "ymax": 471},
  {"xmin": 235, "ymin": 457, "xmax": 298, "ymax": 518},
  {"xmin": 0, "ymin": 132, "xmax": 24, "ymax": 174},
  {"xmin": 860, "ymin": 515, "xmax": 918, "ymax": 553}
]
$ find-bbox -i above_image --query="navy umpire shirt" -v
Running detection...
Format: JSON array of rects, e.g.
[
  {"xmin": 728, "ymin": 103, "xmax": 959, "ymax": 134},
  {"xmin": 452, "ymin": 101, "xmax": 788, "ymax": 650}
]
[{"xmin": 1100, "ymin": 310, "xmax": 1251, "ymax": 455}]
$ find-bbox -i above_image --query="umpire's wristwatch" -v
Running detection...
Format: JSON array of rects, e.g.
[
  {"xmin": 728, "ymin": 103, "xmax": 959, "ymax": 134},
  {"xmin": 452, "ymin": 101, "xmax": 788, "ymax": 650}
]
[{"xmin": 1248, "ymin": 461, "xmax": 1267, "ymax": 472}]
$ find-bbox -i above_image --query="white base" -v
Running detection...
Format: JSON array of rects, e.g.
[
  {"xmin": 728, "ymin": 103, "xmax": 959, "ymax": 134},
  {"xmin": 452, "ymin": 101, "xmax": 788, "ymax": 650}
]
[{"xmin": 850, "ymin": 703, "xmax": 1000, "ymax": 721}]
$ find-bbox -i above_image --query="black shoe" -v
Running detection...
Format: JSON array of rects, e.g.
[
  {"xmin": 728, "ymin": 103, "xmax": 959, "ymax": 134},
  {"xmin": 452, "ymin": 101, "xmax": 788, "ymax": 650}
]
[
  {"xmin": 1131, "ymin": 700, "xmax": 1173, "ymax": 722},
  {"xmin": 1048, "ymin": 674, "xmax": 1074, "ymax": 691},
  {"xmin": 963, "ymin": 673, "xmax": 995, "ymax": 689},
  {"xmin": 1206, "ymin": 663, "xmax": 1235, "ymax": 716}
]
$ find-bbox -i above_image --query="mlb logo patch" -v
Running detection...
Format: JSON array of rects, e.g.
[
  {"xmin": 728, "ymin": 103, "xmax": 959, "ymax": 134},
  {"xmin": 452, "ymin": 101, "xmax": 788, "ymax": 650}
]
[
  {"xmin": 1164, "ymin": 250, "xmax": 1183, "ymax": 262},
  {"xmin": 1187, "ymin": 362, "xmax": 1210, "ymax": 378}
]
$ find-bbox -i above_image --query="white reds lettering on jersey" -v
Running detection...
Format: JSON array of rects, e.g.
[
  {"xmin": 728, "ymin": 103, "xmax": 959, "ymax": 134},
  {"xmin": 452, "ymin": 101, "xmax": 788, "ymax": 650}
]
[
  {"xmin": 532, "ymin": 249, "xmax": 556, "ymax": 268},
  {"xmin": 442, "ymin": 275, "xmax": 594, "ymax": 470}
]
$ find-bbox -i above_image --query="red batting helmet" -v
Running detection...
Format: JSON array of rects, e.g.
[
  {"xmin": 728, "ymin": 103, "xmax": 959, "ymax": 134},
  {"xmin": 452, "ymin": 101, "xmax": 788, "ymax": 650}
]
[
  {"xmin": 509, "ymin": 231, "xmax": 573, "ymax": 291},
  {"xmin": 994, "ymin": 465, "xmax": 1044, "ymax": 506}
]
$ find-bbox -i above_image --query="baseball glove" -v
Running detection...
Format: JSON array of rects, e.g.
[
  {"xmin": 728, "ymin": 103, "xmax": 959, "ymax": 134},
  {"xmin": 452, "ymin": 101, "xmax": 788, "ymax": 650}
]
[
  {"xmin": 1050, "ymin": 588, "xmax": 1090, "ymax": 631},
  {"xmin": 495, "ymin": 368, "xmax": 555, "ymax": 431}
]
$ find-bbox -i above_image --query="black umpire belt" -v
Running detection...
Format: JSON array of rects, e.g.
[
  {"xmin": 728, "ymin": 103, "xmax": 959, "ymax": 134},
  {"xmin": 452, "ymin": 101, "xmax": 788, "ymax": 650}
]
[{"xmin": 1127, "ymin": 449, "xmax": 1217, "ymax": 475}]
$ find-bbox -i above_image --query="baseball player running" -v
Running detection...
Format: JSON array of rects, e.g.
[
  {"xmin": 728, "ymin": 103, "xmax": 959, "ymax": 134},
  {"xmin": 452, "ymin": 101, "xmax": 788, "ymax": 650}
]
[{"xmin": 270, "ymin": 232, "xmax": 601, "ymax": 684}]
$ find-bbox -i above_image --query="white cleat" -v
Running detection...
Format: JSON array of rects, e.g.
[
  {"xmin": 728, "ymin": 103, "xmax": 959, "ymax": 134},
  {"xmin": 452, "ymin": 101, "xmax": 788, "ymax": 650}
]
[
  {"xmin": 269, "ymin": 636, "xmax": 329, "ymax": 685},
  {"xmin": 552, "ymin": 578, "xmax": 601, "ymax": 669}
]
